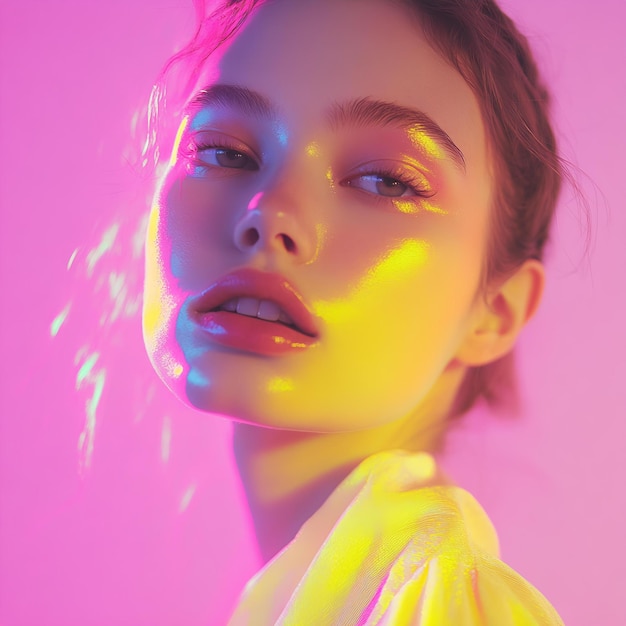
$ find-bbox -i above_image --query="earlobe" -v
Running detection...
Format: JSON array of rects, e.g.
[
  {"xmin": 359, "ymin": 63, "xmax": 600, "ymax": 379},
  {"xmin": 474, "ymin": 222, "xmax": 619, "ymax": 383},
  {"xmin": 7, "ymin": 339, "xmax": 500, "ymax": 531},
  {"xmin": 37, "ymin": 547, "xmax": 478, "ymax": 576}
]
[{"xmin": 455, "ymin": 259, "xmax": 546, "ymax": 367}]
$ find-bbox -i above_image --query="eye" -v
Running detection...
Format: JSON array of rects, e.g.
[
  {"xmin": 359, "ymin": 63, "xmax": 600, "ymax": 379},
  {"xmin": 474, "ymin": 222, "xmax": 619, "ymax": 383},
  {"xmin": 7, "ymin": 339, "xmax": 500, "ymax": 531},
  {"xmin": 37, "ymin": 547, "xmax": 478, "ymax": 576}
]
[
  {"xmin": 340, "ymin": 161, "xmax": 433, "ymax": 201},
  {"xmin": 195, "ymin": 145, "xmax": 258, "ymax": 171},
  {"xmin": 343, "ymin": 168, "xmax": 433, "ymax": 199},
  {"xmin": 348, "ymin": 174, "xmax": 414, "ymax": 198}
]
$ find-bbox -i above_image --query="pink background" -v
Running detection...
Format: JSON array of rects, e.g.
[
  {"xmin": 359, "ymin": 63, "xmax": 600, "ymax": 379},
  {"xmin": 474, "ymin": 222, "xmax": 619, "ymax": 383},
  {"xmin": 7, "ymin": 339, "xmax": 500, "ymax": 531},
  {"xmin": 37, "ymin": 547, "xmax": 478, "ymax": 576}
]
[{"xmin": 1, "ymin": 1, "xmax": 624, "ymax": 624}]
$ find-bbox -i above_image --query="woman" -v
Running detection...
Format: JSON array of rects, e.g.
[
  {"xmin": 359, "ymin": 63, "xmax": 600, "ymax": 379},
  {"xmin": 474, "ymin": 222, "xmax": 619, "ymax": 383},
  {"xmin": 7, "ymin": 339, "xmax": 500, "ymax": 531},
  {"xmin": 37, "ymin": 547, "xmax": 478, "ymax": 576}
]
[{"xmin": 142, "ymin": 0, "xmax": 566, "ymax": 622}]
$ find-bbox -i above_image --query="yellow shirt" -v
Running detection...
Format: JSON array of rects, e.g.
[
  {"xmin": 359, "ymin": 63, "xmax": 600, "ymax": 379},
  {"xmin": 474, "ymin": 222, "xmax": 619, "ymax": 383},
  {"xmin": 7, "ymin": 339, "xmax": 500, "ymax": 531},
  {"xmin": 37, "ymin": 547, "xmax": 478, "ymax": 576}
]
[{"xmin": 228, "ymin": 450, "xmax": 564, "ymax": 625}]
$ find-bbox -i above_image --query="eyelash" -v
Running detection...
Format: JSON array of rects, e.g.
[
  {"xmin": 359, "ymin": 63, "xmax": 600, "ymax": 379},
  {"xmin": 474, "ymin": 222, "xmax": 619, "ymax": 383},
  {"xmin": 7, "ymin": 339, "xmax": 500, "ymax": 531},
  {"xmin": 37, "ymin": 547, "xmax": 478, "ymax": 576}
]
[
  {"xmin": 187, "ymin": 140, "xmax": 258, "ymax": 171},
  {"xmin": 342, "ymin": 166, "xmax": 433, "ymax": 200},
  {"xmin": 185, "ymin": 140, "xmax": 433, "ymax": 200}
]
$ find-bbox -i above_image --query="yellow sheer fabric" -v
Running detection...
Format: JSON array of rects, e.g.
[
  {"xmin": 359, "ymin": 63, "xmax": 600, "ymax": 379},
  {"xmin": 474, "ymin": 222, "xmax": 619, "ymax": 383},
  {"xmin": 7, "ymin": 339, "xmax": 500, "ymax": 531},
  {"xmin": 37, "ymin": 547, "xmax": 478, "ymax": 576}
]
[{"xmin": 228, "ymin": 450, "xmax": 564, "ymax": 625}]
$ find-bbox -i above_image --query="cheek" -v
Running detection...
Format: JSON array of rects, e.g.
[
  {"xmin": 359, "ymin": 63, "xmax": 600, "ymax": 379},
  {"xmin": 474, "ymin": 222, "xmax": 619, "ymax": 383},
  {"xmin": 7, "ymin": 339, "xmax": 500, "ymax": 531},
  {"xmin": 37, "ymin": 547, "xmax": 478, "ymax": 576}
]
[
  {"xmin": 236, "ymin": 241, "xmax": 480, "ymax": 432},
  {"xmin": 142, "ymin": 201, "xmax": 188, "ymax": 397},
  {"xmin": 317, "ymin": 202, "xmax": 485, "ymax": 420},
  {"xmin": 319, "ymin": 246, "xmax": 474, "ymax": 405},
  {"xmin": 161, "ymin": 173, "xmax": 271, "ymax": 295},
  {"xmin": 142, "ymin": 171, "xmax": 256, "ymax": 408},
  {"xmin": 142, "ymin": 174, "xmax": 224, "ymax": 398},
  {"xmin": 159, "ymin": 177, "xmax": 228, "ymax": 289}
]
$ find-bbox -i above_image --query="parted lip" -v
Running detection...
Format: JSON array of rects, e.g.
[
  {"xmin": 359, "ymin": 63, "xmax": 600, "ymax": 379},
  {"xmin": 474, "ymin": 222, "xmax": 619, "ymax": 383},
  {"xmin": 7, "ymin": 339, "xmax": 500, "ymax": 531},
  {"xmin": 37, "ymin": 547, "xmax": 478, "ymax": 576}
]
[{"xmin": 190, "ymin": 268, "xmax": 319, "ymax": 337}]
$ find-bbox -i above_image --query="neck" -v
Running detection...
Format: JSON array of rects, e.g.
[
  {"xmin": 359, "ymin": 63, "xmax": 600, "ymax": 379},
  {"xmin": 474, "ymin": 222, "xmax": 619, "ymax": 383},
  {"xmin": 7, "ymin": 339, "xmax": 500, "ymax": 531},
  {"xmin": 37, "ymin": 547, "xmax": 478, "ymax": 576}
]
[{"xmin": 232, "ymin": 363, "xmax": 466, "ymax": 563}]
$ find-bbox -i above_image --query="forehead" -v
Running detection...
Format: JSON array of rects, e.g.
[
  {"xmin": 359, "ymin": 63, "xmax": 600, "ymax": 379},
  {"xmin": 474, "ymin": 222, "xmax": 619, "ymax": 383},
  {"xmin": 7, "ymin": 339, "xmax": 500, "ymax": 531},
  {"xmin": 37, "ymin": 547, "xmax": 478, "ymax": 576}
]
[{"xmin": 202, "ymin": 0, "xmax": 487, "ymax": 166}]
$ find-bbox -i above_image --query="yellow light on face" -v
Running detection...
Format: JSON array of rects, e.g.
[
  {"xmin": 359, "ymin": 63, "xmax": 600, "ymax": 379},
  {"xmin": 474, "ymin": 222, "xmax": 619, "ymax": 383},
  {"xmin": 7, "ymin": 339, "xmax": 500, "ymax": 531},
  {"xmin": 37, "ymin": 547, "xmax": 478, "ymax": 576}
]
[
  {"xmin": 160, "ymin": 354, "xmax": 183, "ymax": 380},
  {"xmin": 305, "ymin": 141, "xmax": 320, "ymax": 158},
  {"xmin": 142, "ymin": 299, "xmax": 161, "ymax": 344},
  {"xmin": 421, "ymin": 200, "xmax": 448, "ymax": 216},
  {"xmin": 393, "ymin": 198, "xmax": 449, "ymax": 216},
  {"xmin": 313, "ymin": 239, "xmax": 430, "ymax": 322},
  {"xmin": 267, "ymin": 377, "xmax": 295, "ymax": 393},
  {"xmin": 407, "ymin": 126, "xmax": 445, "ymax": 161},
  {"xmin": 392, "ymin": 199, "xmax": 421, "ymax": 215},
  {"xmin": 169, "ymin": 116, "xmax": 189, "ymax": 167},
  {"xmin": 370, "ymin": 239, "xmax": 430, "ymax": 280},
  {"xmin": 305, "ymin": 222, "xmax": 327, "ymax": 265},
  {"xmin": 143, "ymin": 207, "xmax": 176, "ymax": 343}
]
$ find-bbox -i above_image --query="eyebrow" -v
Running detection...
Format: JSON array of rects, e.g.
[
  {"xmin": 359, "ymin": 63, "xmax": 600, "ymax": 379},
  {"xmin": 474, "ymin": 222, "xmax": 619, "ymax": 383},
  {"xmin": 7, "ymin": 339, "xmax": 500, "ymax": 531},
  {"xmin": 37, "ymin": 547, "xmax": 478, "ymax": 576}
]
[
  {"xmin": 188, "ymin": 83, "xmax": 466, "ymax": 171},
  {"xmin": 327, "ymin": 98, "xmax": 466, "ymax": 172},
  {"xmin": 188, "ymin": 84, "xmax": 276, "ymax": 120}
]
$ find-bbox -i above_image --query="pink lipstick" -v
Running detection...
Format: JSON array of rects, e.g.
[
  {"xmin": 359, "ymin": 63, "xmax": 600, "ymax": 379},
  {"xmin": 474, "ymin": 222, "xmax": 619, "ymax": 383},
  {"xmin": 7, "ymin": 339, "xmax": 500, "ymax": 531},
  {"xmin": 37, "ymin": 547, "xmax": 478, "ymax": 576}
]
[{"xmin": 190, "ymin": 268, "xmax": 319, "ymax": 356}]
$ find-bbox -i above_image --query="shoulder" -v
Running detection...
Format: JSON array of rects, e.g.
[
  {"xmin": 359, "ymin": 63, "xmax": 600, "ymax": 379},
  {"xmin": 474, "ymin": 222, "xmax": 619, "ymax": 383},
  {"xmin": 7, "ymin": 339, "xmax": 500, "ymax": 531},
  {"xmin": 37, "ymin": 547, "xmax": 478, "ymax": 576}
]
[
  {"xmin": 357, "ymin": 452, "xmax": 565, "ymax": 624},
  {"xmin": 364, "ymin": 496, "xmax": 565, "ymax": 624},
  {"xmin": 228, "ymin": 450, "xmax": 564, "ymax": 625}
]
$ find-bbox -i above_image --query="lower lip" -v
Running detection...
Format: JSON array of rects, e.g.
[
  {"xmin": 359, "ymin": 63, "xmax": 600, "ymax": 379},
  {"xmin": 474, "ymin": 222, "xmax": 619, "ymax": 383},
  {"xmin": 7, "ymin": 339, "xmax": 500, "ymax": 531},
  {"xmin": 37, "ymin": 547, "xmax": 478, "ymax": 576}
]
[{"xmin": 193, "ymin": 311, "xmax": 318, "ymax": 356}]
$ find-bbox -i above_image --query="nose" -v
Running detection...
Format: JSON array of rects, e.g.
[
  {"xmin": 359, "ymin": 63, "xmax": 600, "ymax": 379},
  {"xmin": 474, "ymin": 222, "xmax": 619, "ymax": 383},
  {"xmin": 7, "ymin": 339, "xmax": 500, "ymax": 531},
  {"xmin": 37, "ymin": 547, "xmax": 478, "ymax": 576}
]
[{"xmin": 233, "ymin": 192, "xmax": 317, "ymax": 264}]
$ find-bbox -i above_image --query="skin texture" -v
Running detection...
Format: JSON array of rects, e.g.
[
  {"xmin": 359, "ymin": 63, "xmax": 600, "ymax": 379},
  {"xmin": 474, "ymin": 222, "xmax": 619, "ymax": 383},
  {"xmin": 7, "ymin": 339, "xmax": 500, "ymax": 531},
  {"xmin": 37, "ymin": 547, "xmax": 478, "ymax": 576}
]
[{"xmin": 142, "ymin": 0, "xmax": 545, "ymax": 560}]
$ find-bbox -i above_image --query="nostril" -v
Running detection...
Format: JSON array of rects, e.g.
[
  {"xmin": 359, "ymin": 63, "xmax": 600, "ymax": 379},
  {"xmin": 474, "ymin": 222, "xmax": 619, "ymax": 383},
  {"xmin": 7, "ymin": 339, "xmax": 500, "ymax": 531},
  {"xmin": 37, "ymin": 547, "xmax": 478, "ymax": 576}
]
[
  {"xmin": 280, "ymin": 234, "xmax": 296, "ymax": 253},
  {"xmin": 242, "ymin": 228, "xmax": 260, "ymax": 247},
  {"xmin": 235, "ymin": 222, "xmax": 299, "ymax": 254}
]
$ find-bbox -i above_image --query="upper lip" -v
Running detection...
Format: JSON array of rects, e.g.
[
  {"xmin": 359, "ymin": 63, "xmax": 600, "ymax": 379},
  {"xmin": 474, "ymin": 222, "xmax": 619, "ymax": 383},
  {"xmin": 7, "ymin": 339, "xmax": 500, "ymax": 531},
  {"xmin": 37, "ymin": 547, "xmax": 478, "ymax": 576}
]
[{"xmin": 190, "ymin": 268, "xmax": 319, "ymax": 337}]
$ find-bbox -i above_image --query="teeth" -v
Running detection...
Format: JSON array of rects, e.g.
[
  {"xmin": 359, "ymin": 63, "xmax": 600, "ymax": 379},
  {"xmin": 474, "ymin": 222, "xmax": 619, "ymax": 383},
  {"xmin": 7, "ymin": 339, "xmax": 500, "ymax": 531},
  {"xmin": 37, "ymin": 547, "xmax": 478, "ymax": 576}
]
[
  {"xmin": 236, "ymin": 297, "xmax": 259, "ymax": 317},
  {"xmin": 220, "ymin": 297, "xmax": 294, "ymax": 326},
  {"xmin": 221, "ymin": 298, "xmax": 238, "ymax": 312},
  {"xmin": 278, "ymin": 310, "xmax": 293, "ymax": 325},
  {"xmin": 257, "ymin": 299, "xmax": 281, "ymax": 322}
]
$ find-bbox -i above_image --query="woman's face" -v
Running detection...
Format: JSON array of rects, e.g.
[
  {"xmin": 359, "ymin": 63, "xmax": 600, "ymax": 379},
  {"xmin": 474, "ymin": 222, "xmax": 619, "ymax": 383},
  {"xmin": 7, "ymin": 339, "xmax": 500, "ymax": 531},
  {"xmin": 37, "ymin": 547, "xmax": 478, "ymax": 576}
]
[{"xmin": 143, "ymin": 0, "xmax": 493, "ymax": 432}]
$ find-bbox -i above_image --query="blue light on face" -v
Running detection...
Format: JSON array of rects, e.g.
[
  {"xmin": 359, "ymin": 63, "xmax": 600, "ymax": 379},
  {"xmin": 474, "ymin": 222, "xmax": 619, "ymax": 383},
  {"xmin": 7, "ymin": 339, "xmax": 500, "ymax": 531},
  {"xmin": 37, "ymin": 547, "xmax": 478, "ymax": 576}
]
[
  {"xmin": 204, "ymin": 319, "xmax": 227, "ymax": 335},
  {"xmin": 189, "ymin": 108, "xmax": 215, "ymax": 131},
  {"xmin": 187, "ymin": 368, "xmax": 210, "ymax": 388},
  {"xmin": 272, "ymin": 121, "xmax": 288, "ymax": 147}
]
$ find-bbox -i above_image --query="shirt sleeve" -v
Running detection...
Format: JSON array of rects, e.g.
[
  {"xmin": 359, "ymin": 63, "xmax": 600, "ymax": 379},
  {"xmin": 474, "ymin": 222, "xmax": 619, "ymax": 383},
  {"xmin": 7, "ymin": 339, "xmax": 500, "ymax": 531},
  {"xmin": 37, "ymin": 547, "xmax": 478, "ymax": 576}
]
[{"xmin": 227, "ymin": 450, "xmax": 564, "ymax": 626}]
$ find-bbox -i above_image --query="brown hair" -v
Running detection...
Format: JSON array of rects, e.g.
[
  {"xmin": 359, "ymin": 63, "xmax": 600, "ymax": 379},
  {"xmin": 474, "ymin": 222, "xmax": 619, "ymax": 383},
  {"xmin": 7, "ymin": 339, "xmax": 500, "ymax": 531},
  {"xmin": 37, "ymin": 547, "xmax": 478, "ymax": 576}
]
[
  {"xmin": 145, "ymin": 0, "xmax": 574, "ymax": 419},
  {"xmin": 403, "ymin": 0, "xmax": 566, "ymax": 416}
]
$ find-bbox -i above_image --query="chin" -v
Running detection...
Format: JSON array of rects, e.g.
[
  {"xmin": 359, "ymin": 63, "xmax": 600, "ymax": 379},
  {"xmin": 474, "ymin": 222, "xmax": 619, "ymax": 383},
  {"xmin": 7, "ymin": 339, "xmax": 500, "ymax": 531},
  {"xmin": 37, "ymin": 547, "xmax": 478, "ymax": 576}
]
[{"xmin": 183, "ymin": 385, "xmax": 394, "ymax": 434}]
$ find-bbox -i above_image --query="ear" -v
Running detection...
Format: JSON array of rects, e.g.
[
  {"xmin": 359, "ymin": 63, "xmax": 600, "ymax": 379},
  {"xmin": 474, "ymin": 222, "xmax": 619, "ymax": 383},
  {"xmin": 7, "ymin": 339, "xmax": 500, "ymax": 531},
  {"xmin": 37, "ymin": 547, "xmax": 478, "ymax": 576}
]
[{"xmin": 454, "ymin": 259, "xmax": 546, "ymax": 367}]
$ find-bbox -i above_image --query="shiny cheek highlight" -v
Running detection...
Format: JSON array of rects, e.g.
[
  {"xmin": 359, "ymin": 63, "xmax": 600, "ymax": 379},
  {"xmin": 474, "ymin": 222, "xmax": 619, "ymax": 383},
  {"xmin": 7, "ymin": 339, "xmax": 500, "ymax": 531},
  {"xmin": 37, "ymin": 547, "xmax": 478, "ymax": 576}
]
[
  {"xmin": 168, "ymin": 116, "xmax": 190, "ymax": 167},
  {"xmin": 142, "ymin": 195, "xmax": 187, "ymax": 388},
  {"xmin": 312, "ymin": 239, "xmax": 431, "ymax": 325},
  {"xmin": 391, "ymin": 198, "xmax": 448, "ymax": 216},
  {"xmin": 266, "ymin": 377, "xmax": 296, "ymax": 394}
]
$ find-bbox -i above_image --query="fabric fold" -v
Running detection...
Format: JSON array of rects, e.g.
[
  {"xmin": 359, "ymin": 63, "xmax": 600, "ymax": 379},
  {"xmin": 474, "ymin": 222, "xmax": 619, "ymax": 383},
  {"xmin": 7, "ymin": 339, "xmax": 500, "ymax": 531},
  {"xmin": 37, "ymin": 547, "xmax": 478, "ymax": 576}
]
[{"xmin": 228, "ymin": 450, "xmax": 563, "ymax": 626}]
